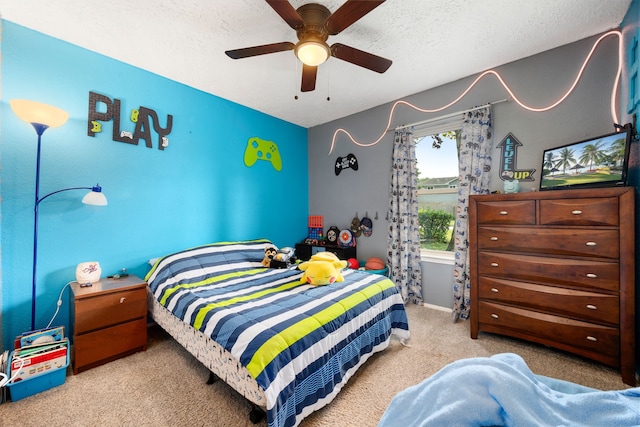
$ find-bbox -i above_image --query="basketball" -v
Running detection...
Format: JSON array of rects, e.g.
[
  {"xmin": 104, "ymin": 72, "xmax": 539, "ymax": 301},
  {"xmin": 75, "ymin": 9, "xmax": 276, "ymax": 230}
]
[
  {"xmin": 347, "ymin": 258, "xmax": 359, "ymax": 269},
  {"xmin": 365, "ymin": 257, "xmax": 385, "ymax": 270}
]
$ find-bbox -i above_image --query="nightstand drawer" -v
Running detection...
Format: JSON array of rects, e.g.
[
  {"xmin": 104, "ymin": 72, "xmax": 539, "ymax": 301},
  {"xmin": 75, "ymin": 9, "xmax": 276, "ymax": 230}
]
[
  {"xmin": 73, "ymin": 319, "xmax": 147, "ymax": 371},
  {"xmin": 75, "ymin": 287, "xmax": 146, "ymax": 334}
]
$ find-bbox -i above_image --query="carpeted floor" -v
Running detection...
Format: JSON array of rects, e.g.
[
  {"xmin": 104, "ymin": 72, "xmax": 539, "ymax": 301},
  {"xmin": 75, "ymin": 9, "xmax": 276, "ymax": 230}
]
[{"xmin": 0, "ymin": 304, "xmax": 631, "ymax": 426}]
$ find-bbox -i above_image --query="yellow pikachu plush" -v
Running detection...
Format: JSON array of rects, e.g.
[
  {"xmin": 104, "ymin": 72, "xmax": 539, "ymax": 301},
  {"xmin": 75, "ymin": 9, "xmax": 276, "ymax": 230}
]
[{"xmin": 299, "ymin": 252, "xmax": 348, "ymax": 285}]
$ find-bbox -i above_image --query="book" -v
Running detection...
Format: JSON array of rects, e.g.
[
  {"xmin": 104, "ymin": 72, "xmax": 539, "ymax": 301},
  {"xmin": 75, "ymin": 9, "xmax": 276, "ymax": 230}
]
[
  {"xmin": 15, "ymin": 326, "xmax": 65, "ymax": 348},
  {"xmin": 10, "ymin": 339, "xmax": 68, "ymax": 383}
]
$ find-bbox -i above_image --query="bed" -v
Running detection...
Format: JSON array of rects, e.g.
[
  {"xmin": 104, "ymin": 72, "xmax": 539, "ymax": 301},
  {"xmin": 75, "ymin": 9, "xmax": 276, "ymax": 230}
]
[
  {"xmin": 145, "ymin": 239, "xmax": 410, "ymax": 427},
  {"xmin": 379, "ymin": 353, "xmax": 640, "ymax": 427}
]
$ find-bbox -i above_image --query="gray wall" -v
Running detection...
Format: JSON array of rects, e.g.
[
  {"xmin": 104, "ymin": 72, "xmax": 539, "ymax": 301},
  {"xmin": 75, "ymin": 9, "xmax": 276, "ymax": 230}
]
[{"xmin": 308, "ymin": 33, "xmax": 621, "ymax": 309}]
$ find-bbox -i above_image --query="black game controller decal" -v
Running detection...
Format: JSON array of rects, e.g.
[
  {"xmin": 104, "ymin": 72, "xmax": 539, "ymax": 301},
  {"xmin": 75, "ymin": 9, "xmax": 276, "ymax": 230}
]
[{"xmin": 335, "ymin": 153, "xmax": 358, "ymax": 175}]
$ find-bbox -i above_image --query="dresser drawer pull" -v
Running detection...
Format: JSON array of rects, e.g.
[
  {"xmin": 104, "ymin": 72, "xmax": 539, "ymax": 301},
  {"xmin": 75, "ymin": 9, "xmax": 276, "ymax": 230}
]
[
  {"xmin": 499, "ymin": 211, "xmax": 508, "ymax": 215},
  {"xmin": 490, "ymin": 288, "xmax": 499, "ymax": 293},
  {"xmin": 490, "ymin": 262, "xmax": 499, "ymax": 267},
  {"xmin": 586, "ymin": 273, "xmax": 597, "ymax": 279},
  {"xmin": 490, "ymin": 313, "xmax": 499, "ymax": 319},
  {"xmin": 585, "ymin": 241, "xmax": 597, "ymax": 247},
  {"xmin": 572, "ymin": 210, "xmax": 583, "ymax": 215},
  {"xmin": 586, "ymin": 304, "xmax": 598, "ymax": 310},
  {"xmin": 120, "ymin": 297, "xmax": 126, "ymax": 303},
  {"xmin": 586, "ymin": 336, "xmax": 598, "ymax": 342},
  {"xmin": 490, "ymin": 236, "xmax": 498, "ymax": 241}
]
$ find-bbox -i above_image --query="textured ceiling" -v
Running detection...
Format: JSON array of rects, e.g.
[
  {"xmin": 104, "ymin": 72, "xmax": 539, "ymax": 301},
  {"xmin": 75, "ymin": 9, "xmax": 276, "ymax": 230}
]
[{"xmin": 0, "ymin": 0, "xmax": 632, "ymax": 128}]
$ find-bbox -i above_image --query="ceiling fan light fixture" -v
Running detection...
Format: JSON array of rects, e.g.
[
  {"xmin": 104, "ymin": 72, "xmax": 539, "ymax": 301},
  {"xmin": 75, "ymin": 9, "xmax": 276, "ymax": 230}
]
[{"xmin": 295, "ymin": 40, "xmax": 330, "ymax": 66}]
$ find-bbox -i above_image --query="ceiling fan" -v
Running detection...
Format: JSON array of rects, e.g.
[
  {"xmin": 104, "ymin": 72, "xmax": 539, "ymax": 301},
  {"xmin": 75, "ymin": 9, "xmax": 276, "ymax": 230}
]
[{"xmin": 225, "ymin": 0, "xmax": 392, "ymax": 93}]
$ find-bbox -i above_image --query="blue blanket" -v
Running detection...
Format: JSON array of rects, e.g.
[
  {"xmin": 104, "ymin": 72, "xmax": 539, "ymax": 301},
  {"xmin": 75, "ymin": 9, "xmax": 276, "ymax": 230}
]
[{"xmin": 379, "ymin": 353, "xmax": 640, "ymax": 427}]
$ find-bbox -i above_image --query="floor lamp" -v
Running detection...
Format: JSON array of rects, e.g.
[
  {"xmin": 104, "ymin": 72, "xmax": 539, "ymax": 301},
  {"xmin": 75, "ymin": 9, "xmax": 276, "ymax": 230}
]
[{"xmin": 10, "ymin": 99, "xmax": 108, "ymax": 332}]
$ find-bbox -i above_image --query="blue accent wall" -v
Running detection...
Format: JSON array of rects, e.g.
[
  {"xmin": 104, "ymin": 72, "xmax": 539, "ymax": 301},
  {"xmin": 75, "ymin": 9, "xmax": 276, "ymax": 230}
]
[{"xmin": 0, "ymin": 21, "xmax": 309, "ymax": 349}]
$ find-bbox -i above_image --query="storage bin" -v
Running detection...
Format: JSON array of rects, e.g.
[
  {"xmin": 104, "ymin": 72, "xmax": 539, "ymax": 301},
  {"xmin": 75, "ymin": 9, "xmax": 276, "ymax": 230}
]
[{"xmin": 6, "ymin": 344, "xmax": 69, "ymax": 402}]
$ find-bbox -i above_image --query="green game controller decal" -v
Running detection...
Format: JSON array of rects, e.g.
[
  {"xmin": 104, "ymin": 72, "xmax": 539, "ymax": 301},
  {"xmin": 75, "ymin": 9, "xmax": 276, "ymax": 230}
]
[{"xmin": 243, "ymin": 137, "xmax": 282, "ymax": 171}]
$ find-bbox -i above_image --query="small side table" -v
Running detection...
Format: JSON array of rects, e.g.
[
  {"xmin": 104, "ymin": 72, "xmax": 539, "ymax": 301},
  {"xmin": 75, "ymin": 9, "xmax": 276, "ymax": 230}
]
[{"xmin": 70, "ymin": 275, "xmax": 147, "ymax": 374}]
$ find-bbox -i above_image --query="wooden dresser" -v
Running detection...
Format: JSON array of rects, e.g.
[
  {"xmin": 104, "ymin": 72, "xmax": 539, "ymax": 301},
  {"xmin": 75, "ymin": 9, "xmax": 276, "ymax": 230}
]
[
  {"xmin": 469, "ymin": 187, "xmax": 636, "ymax": 385},
  {"xmin": 70, "ymin": 275, "xmax": 148, "ymax": 374}
]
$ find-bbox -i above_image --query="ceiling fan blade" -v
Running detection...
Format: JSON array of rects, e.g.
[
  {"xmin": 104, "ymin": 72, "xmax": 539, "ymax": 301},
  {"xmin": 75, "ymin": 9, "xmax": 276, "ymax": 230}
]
[
  {"xmin": 325, "ymin": 0, "xmax": 385, "ymax": 35},
  {"xmin": 331, "ymin": 43, "xmax": 392, "ymax": 73},
  {"xmin": 301, "ymin": 64, "xmax": 317, "ymax": 92},
  {"xmin": 225, "ymin": 42, "xmax": 295, "ymax": 59},
  {"xmin": 266, "ymin": 0, "xmax": 304, "ymax": 30}
]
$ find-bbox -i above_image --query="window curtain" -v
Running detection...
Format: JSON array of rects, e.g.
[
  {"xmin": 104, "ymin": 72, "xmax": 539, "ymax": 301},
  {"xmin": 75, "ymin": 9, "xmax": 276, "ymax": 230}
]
[
  {"xmin": 387, "ymin": 128, "xmax": 423, "ymax": 304},
  {"xmin": 452, "ymin": 107, "xmax": 493, "ymax": 321}
]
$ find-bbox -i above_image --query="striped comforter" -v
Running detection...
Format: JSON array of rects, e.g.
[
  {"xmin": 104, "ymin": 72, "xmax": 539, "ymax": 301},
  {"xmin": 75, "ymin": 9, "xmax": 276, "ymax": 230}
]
[{"xmin": 145, "ymin": 240, "xmax": 410, "ymax": 427}]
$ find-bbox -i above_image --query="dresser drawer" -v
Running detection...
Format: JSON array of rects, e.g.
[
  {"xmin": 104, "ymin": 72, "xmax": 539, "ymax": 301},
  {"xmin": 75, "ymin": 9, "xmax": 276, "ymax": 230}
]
[
  {"xmin": 475, "ymin": 200, "xmax": 535, "ymax": 225},
  {"xmin": 539, "ymin": 197, "xmax": 619, "ymax": 226},
  {"xmin": 75, "ymin": 287, "xmax": 147, "ymax": 333},
  {"xmin": 478, "ymin": 251, "xmax": 619, "ymax": 291},
  {"xmin": 478, "ymin": 277, "xmax": 619, "ymax": 324},
  {"xmin": 477, "ymin": 226, "xmax": 619, "ymax": 258},
  {"xmin": 478, "ymin": 301, "xmax": 619, "ymax": 361},
  {"xmin": 74, "ymin": 319, "xmax": 147, "ymax": 371}
]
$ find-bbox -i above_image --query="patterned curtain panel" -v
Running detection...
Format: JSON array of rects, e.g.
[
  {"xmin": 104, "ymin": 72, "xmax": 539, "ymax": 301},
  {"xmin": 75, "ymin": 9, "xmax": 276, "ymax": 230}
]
[
  {"xmin": 387, "ymin": 129, "xmax": 423, "ymax": 304},
  {"xmin": 452, "ymin": 107, "xmax": 493, "ymax": 321}
]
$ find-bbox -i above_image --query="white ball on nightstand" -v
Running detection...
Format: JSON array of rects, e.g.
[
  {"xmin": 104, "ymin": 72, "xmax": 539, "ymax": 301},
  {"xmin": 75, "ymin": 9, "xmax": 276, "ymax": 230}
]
[{"xmin": 76, "ymin": 262, "xmax": 101, "ymax": 284}]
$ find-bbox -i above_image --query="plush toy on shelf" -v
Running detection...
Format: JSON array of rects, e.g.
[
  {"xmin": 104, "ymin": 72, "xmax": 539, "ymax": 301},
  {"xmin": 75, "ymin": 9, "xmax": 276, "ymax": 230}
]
[{"xmin": 298, "ymin": 252, "xmax": 348, "ymax": 286}]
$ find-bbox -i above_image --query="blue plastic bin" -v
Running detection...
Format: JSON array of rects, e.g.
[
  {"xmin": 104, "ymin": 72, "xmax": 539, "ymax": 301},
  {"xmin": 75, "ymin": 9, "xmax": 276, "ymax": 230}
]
[{"xmin": 6, "ymin": 342, "xmax": 69, "ymax": 402}]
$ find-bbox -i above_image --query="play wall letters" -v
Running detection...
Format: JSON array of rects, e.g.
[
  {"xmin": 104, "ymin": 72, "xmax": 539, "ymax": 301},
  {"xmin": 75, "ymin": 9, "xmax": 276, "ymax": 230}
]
[{"xmin": 87, "ymin": 91, "xmax": 173, "ymax": 150}]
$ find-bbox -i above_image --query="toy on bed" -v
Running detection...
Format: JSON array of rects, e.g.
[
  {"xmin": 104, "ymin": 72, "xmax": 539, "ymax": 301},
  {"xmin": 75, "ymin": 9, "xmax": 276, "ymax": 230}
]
[
  {"xmin": 298, "ymin": 252, "xmax": 348, "ymax": 285},
  {"xmin": 379, "ymin": 353, "xmax": 640, "ymax": 427},
  {"xmin": 261, "ymin": 245, "xmax": 278, "ymax": 267}
]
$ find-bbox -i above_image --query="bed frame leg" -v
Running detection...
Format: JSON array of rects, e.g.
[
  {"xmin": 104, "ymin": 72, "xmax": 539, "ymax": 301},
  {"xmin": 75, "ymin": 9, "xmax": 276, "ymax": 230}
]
[
  {"xmin": 206, "ymin": 371, "xmax": 218, "ymax": 385},
  {"xmin": 249, "ymin": 406, "xmax": 265, "ymax": 424}
]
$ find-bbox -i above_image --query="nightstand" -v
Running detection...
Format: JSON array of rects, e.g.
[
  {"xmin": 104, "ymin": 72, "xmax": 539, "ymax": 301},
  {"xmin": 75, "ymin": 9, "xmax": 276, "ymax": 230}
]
[{"xmin": 70, "ymin": 275, "xmax": 148, "ymax": 374}]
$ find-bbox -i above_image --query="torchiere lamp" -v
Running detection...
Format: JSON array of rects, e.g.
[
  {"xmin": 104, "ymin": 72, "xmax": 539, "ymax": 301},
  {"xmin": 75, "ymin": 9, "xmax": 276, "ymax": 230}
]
[{"xmin": 10, "ymin": 99, "xmax": 108, "ymax": 331}]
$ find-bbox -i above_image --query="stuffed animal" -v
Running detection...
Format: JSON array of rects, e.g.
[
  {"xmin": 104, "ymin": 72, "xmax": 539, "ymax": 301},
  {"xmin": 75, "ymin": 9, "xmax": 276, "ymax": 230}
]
[
  {"xmin": 298, "ymin": 252, "xmax": 348, "ymax": 285},
  {"xmin": 262, "ymin": 245, "xmax": 278, "ymax": 267},
  {"xmin": 503, "ymin": 179, "xmax": 520, "ymax": 193}
]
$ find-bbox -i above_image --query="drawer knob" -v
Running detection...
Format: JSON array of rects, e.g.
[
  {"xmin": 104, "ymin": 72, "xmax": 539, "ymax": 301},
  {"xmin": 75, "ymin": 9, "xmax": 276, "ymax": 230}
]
[
  {"xmin": 499, "ymin": 211, "xmax": 508, "ymax": 215},
  {"xmin": 490, "ymin": 262, "xmax": 499, "ymax": 267},
  {"xmin": 490, "ymin": 313, "xmax": 499, "ymax": 319},
  {"xmin": 586, "ymin": 304, "xmax": 598, "ymax": 310},
  {"xmin": 490, "ymin": 236, "xmax": 498, "ymax": 241},
  {"xmin": 586, "ymin": 336, "xmax": 598, "ymax": 342},
  {"xmin": 585, "ymin": 241, "xmax": 597, "ymax": 247},
  {"xmin": 586, "ymin": 273, "xmax": 597, "ymax": 279},
  {"xmin": 490, "ymin": 288, "xmax": 499, "ymax": 293},
  {"xmin": 120, "ymin": 297, "xmax": 126, "ymax": 303},
  {"xmin": 571, "ymin": 210, "xmax": 583, "ymax": 215}
]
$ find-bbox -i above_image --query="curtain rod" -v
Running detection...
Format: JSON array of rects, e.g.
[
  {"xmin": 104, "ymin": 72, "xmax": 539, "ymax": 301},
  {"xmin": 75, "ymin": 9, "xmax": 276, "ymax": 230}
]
[{"xmin": 391, "ymin": 99, "xmax": 509, "ymax": 132}]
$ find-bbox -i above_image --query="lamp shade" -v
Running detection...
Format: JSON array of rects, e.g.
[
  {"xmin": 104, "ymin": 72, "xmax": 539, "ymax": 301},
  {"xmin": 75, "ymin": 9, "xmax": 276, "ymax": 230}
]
[
  {"xmin": 10, "ymin": 99, "xmax": 69, "ymax": 128},
  {"xmin": 82, "ymin": 186, "xmax": 108, "ymax": 206},
  {"xmin": 295, "ymin": 40, "xmax": 330, "ymax": 66}
]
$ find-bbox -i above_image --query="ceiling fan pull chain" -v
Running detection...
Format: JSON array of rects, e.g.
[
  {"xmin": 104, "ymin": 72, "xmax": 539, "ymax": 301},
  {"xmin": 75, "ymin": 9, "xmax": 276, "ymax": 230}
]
[
  {"xmin": 327, "ymin": 60, "xmax": 331, "ymax": 101},
  {"xmin": 294, "ymin": 54, "xmax": 300, "ymax": 100}
]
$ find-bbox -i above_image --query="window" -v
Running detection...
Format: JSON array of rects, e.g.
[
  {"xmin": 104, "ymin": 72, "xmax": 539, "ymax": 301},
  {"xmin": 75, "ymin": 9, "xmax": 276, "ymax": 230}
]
[{"xmin": 414, "ymin": 129, "xmax": 460, "ymax": 260}]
